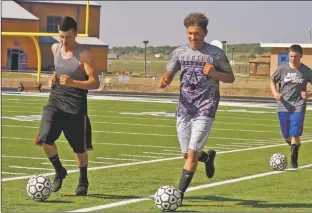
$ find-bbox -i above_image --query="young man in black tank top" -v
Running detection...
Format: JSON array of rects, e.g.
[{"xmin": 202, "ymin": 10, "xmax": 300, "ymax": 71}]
[{"xmin": 35, "ymin": 16, "xmax": 100, "ymax": 196}]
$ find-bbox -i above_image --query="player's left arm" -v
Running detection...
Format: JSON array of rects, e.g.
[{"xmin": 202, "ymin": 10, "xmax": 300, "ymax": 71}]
[
  {"xmin": 60, "ymin": 49, "xmax": 100, "ymax": 90},
  {"xmin": 203, "ymin": 53, "xmax": 235, "ymax": 83},
  {"xmin": 302, "ymin": 72, "xmax": 312, "ymax": 99}
]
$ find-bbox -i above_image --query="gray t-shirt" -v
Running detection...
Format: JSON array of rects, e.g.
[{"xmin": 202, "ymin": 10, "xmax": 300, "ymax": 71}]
[
  {"xmin": 271, "ymin": 63, "xmax": 312, "ymax": 112},
  {"xmin": 167, "ymin": 43, "xmax": 232, "ymax": 118}
]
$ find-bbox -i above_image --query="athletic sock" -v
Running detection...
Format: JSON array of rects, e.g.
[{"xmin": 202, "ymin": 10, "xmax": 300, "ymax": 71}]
[
  {"xmin": 178, "ymin": 169, "xmax": 194, "ymax": 193},
  {"xmin": 79, "ymin": 165, "xmax": 88, "ymax": 183},
  {"xmin": 49, "ymin": 154, "xmax": 63, "ymax": 173}
]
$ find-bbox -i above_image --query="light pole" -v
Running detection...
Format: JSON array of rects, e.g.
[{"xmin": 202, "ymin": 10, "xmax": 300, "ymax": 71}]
[
  {"xmin": 231, "ymin": 47, "xmax": 235, "ymax": 64},
  {"xmin": 143, "ymin": 40, "xmax": 149, "ymax": 76},
  {"xmin": 221, "ymin": 40, "xmax": 228, "ymax": 57}
]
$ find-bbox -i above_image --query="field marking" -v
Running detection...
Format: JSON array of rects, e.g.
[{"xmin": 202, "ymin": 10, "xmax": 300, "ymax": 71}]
[
  {"xmin": 215, "ymin": 144, "xmax": 253, "ymax": 148},
  {"xmin": 142, "ymin": 152, "xmax": 181, "ymax": 156},
  {"xmin": 162, "ymin": 150, "xmax": 181, "ymax": 153},
  {"xmin": 3, "ymin": 110, "xmax": 312, "ymax": 129},
  {"xmin": 2, "ymin": 124, "xmax": 279, "ymax": 134},
  {"xmin": 9, "ymin": 166, "xmax": 55, "ymax": 171},
  {"xmin": 67, "ymin": 163, "xmax": 312, "ymax": 212},
  {"xmin": 96, "ymin": 157, "xmax": 140, "ymax": 161},
  {"xmin": 3, "ymin": 140, "xmax": 312, "ymax": 182},
  {"xmin": 1, "ymin": 136, "xmax": 180, "ymax": 149},
  {"xmin": 2, "ymin": 93, "xmax": 312, "ymax": 111},
  {"xmin": 119, "ymin": 154, "xmax": 164, "ymax": 159},
  {"xmin": 1, "ymin": 172, "xmax": 28, "ymax": 175},
  {"xmin": 2, "ymin": 155, "xmax": 115, "ymax": 165},
  {"xmin": 40, "ymin": 162, "xmax": 78, "ymax": 167}
]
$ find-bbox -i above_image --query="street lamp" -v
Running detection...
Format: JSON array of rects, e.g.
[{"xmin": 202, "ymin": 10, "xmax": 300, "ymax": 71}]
[
  {"xmin": 143, "ymin": 40, "xmax": 149, "ymax": 76},
  {"xmin": 221, "ymin": 40, "xmax": 228, "ymax": 57},
  {"xmin": 231, "ymin": 47, "xmax": 235, "ymax": 64}
]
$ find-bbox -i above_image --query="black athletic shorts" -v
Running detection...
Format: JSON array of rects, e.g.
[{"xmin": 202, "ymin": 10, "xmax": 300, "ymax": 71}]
[{"xmin": 35, "ymin": 105, "xmax": 93, "ymax": 153}]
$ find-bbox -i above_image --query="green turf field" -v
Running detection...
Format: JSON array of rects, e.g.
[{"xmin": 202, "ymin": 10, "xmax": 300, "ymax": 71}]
[{"xmin": 1, "ymin": 94, "xmax": 312, "ymax": 212}]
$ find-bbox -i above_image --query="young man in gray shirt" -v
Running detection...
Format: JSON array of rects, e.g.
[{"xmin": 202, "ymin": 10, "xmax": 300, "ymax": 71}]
[
  {"xmin": 270, "ymin": 44, "xmax": 312, "ymax": 169},
  {"xmin": 158, "ymin": 13, "xmax": 235, "ymax": 205}
]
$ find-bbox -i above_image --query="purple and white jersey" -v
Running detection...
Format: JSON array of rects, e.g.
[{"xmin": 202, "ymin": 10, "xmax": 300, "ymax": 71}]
[{"xmin": 167, "ymin": 43, "xmax": 232, "ymax": 118}]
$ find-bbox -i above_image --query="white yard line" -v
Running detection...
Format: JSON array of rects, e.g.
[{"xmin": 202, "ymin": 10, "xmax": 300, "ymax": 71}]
[
  {"xmin": 1, "ymin": 136, "xmax": 180, "ymax": 149},
  {"xmin": 2, "ymin": 138, "xmax": 312, "ymax": 183},
  {"xmin": 96, "ymin": 157, "xmax": 140, "ymax": 161},
  {"xmin": 2, "ymin": 124, "xmax": 278, "ymax": 134},
  {"xmin": 119, "ymin": 154, "xmax": 164, "ymax": 159},
  {"xmin": 9, "ymin": 166, "xmax": 55, "ymax": 171},
  {"xmin": 1, "ymin": 172, "xmax": 28, "ymax": 175},
  {"xmin": 2, "ymin": 155, "xmax": 115, "ymax": 165},
  {"xmin": 67, "ymin": 163, "xmax": 312, "ymax": 212},
  {"xmin": 40, "ymin": 162, "xmax": 78, "ymax": 167},
  {"xmin": 142, "ymin": 152, "xmax": 182, "ymax": 156}
]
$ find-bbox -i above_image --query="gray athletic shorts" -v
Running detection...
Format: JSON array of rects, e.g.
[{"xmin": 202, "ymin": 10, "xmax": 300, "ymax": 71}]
[{"xmin": 176, "ymin": 115, "xmax": 214, "ymax": 153}]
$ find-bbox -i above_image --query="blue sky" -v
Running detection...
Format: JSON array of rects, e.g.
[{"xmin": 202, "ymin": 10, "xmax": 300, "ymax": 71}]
[{"xmin": 98, "ymin": 1, "xmax": 312, "ymax": 47}]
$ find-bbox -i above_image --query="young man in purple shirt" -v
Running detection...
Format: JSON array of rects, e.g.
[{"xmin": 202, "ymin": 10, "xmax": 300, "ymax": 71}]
[{"xmin": 158, "ymin": 13, "xmax": 235, "ymax": 205}]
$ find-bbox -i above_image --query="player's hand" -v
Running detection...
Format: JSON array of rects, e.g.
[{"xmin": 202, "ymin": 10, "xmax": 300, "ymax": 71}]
[
  {"xmin": 60, "ymin": 74, "xmax": 73, "ymax": 86},
  {"xmin": 301, "ymin": 91, "xmax": 310, "ymax": 100},
  {"xmin": 47, "ymin": 74, "xmax": 56, "ymax": 88},
  {"xmin": 203, "ymin": 63, "xmax": 217, "ymax": 76},
  {"xmin": 274, "ymin": 93, "xmax": 282, "ymax": 101},
  {"xmin": 158, "ymin": 77, "xmax": 168, "ymax": 88}
]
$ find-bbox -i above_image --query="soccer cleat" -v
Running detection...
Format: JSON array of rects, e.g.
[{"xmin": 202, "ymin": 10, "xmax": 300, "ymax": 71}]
[
  {"xmin": 75, "ymin": 181, "xmax": 89, "ymax": 196},
  {"xmin": 51, "ymin": 167, "xmax": 67, "ymax": 192},
  {"xmin": 205, "ymin": 150, "xmax": 216, "ymax": 178}
]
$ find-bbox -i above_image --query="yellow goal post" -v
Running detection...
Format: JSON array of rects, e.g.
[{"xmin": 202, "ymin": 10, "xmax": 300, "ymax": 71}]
[{"xmin": 1, "ymin": 0, "xmax": 90, "ymax": 83}]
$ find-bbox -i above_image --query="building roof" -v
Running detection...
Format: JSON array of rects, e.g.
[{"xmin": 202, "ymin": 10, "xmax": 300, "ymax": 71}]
[
  {"xmin": 39, "ymin": 36, "xmax": 108, "ymax": 47},
  {"xmin": 260, "ymin": 35, "xmax": 312, "ymax": 48},
  {"xmin": 15, "ymin": 0, "xmax": 101, "ymax": 7},
  {"xmin": 1, "ymin": 1, "xmax": 39, "ymax": 21}
]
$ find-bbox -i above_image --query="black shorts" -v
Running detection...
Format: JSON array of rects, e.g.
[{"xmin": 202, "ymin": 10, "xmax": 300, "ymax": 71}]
[{"xmin": 35, "ymin": 105, "xmax": 93, "ymax": 153}]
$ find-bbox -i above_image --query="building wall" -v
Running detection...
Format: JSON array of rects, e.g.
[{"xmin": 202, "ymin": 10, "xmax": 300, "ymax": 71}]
[
  {"xmin": 88, "ymin": 46, "xmax": 108, "ymax": 72},
  {"xmin": 1, "ymin": 19, "xmax": 39, "ymax": 69},
  {"xmin": 40, "ymin": 44, "xmax": 54, "ymax": 70},
  {"xmin": 18, "ymin": 2, "xmax": 100, "ymax": 37},
  {"xmin": 40, "ymin": 44, "xmax": 108, "ymax": 72},
  {"xmin": 270, "ymin": 47, "xmax": 312, "ymax": 75}
]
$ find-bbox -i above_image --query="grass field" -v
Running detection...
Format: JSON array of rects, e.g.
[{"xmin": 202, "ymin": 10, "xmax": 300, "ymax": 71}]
[{"xmin": 1, "ymin": 93, "xmax": 312, "ymax": 212}]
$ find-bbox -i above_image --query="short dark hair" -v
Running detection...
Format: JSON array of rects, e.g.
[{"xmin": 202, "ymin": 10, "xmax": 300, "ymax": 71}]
[
  {"xmin": 289, "ymin": 44, "xmax": 302, "ymax": 55},
  {"xmin": 184, "ymin": 13, "xmax": 209, "ymax": 31},
  {"xmin": 58, "ymin": 16, "xmax": 77, "ymax": 32}
]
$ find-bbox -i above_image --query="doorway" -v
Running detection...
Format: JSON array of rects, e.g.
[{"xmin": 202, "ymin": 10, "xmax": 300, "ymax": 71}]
[{"xmin": 7, "ymin": 49, "xmax": 25, "ymax": 71}]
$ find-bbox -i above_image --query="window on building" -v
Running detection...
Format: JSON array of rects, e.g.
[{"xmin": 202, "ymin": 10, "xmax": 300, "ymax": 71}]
[{"xmin": 46, "ymin": 16, "xmax": 62, "ymax": 33}]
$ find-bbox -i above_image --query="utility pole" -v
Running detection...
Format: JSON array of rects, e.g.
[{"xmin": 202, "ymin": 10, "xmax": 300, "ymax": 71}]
[{"xmin": 143, "ymin": 40, "xmax": 149, "ymax": 76}]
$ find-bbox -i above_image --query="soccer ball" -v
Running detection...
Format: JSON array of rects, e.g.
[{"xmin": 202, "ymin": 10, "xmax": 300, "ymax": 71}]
[
  {"xmin": 26, "ymin": 175, "xmax": 52, "ymax": 201},
  {"xmin": 269, "ymin": 153, "xmax": 288, "ymax": 171},
  {"xmin": 154, "ymin": 185, "xmax": 182, "ymax": 212}
]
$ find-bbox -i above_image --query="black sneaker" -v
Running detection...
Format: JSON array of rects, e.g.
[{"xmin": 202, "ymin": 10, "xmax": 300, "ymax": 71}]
[
  {"xmin": 205, "ymin": 150, "xmax": 216, "ymax": 178},
  {"xmin": 51, "ymin": 167, "xmax": 67, "ymax": 192},
  {"xmin": 75, "ymin": 181, "xmax": 89, "ymax": 196}
]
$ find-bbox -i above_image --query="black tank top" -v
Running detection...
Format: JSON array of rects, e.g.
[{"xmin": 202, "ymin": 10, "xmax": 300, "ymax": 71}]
[{"xmin": 48, "ymin": 43, "xmax": 88, "ymax": 114}]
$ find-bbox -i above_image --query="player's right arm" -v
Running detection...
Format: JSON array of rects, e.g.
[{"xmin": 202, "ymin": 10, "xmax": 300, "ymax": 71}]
[
  {"xmin": 270, "ymin": 67, "xmax": 282, "ymax": 101},
  {"xmin": 48, "ymin": 43, "xmax": 57, "ymax": 88},
  {"xmin": 158, "ymin": 49, "xmax": 181, "ymax": 88}
]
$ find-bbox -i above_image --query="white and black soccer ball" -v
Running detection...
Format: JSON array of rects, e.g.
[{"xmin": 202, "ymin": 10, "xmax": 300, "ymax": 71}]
[
  {"xmin": 269, "ymin": 153, "xmax": 288, "ymax": 171},
  {"xmin": 154, "ymin": 185, "xmax": 182, "ymax": 212},
  {"xmin": 26, "ymin": 175, "xmax": 52, "ymax": 201}
]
